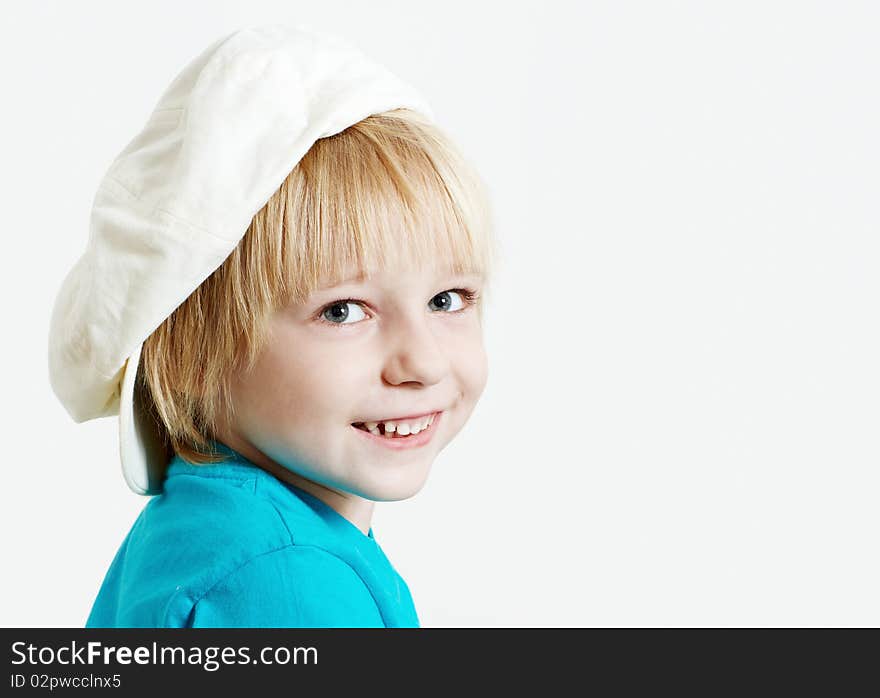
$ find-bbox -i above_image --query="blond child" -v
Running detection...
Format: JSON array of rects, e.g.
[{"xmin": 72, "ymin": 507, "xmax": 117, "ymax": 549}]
[{"xmin": 49, "ymin": 24, "xmax": 497, "ymax": 627}]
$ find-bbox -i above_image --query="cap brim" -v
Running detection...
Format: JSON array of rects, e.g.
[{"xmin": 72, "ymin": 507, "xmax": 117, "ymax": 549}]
[{"xmin": 118, "ymin": 341, "xmax": 169, "ymax": 495}]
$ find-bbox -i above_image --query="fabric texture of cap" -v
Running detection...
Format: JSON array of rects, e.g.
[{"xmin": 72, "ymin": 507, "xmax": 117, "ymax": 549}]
[{"xmin": 48, "ymin": 23, "xmax": 435, "ymax": 496}]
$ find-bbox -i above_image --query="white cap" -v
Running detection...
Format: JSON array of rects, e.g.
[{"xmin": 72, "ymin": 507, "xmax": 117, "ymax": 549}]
[{"xmin": 48, "ymin": 24, "xmax": 434, "ymax": 495}]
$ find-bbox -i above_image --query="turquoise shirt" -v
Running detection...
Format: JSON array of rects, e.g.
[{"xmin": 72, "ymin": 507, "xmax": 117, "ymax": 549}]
[{"xmin": 86, "ymin": 442, "xmax": 419, "ymax": 628}]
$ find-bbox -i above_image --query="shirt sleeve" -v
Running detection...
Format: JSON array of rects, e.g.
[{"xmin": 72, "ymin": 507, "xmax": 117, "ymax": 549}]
[{"xmin": 186, "ymin": 545, "xmax": 385, "ymax": 628}]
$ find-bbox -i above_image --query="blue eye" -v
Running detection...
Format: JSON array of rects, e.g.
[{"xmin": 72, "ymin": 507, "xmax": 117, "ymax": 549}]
[
  {"xmin": 429, "ymin": 289, "xmax": 472, "ymax": 312},
  {"xmin": 316, "ymin": 288, "xmax": 480, "ymax": 327},
  {"xmin": 320, "ymin": 300, "xmax": 368, "ymax": 325}
]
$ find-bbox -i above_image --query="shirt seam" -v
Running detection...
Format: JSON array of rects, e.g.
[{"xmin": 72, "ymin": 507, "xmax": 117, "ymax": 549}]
[
  {"xmin": 165, "ymin": 467, "xmax": 255, "ymax": 481},
  {"xmin": 254, "ymin": 477, "xmax": 296, "ymax": 545},
  {"xmin": 164, "ymin": 468, "xmax": 279, "ymax": 490}
]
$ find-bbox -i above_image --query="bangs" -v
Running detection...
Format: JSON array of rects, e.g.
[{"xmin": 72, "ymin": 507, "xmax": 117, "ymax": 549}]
[{"xmin": 269, "ymin": 108, "xmax": 495, "ymax": 305}]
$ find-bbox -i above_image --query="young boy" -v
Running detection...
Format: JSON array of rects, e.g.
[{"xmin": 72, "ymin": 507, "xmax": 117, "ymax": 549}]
[{"xmin": 48, "ymin": 24, "xmax": 497, "ymax": 627}]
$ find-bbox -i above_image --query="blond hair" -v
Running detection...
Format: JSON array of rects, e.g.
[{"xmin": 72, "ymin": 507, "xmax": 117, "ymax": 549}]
[{"xmin": 137, "ymin": 108, "xmax": 498, "ymax": 466}]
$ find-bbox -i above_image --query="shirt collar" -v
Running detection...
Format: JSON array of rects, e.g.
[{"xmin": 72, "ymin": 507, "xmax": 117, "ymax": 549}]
[{"xmin": 170, "ymin": 439, "xmax": 377, "ymax": 542}]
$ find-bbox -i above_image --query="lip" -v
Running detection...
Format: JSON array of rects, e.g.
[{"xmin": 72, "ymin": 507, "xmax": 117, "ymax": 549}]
[
  {"xmin": 355, "ymin": 410, "xmax": 439, "ymax": 424},
  {"xmin": 350, "ymin": 411, "xmax": 442, "ymax": 450}
]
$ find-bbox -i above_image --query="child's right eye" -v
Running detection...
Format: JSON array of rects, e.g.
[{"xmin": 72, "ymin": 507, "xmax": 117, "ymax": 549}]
[{"xmin": 318, "ymin": 299, "xmax": 369, "ymax": 326}]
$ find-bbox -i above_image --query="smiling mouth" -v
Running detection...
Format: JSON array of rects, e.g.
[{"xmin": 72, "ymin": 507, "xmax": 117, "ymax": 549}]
[
  {"xmin": 350, "ymin": 411, "xmax": 440, "ymax": 439},
  {"xmin": 349, "ymin": 411, "xmax": 442, "ymax": 449}
]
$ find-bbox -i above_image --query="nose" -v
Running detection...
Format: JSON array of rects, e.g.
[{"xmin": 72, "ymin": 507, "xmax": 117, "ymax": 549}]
[{"xmin": 381, "ymin": 313, "xmax": 448, "ymax": 387}]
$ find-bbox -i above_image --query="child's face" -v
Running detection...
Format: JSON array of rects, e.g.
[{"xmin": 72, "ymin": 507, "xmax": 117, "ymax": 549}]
[{"xmin": 217, "ymin": 264, "xmax": 488, "ymax": 502}]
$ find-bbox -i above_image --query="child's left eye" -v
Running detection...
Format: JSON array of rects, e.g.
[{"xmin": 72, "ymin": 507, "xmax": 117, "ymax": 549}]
[
  {"xmin": 428, "ymin": 289, "xmax": 478, "ymax": 312},
  {"xmin": 317, "ymin": 288, "xmax": 480, "ymax": 327}
]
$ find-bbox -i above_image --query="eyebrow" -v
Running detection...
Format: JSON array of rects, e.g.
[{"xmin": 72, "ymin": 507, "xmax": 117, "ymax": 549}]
[
  {"xmin": 313, "ymin": 273, "xmax": 366, "ymax": 292},
  {"xmin": 316, "ymin": 269, "xmax": 481, "ymax": 291}
]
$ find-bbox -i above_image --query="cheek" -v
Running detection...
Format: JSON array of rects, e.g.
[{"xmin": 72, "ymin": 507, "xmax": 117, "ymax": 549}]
[
  {"xmin": 457, "ymin": 333, "xmax": 489, "ymax": 400},
  {"xmin": 255, "ymin": 341, "xmax": 368, "ymax": 420}
]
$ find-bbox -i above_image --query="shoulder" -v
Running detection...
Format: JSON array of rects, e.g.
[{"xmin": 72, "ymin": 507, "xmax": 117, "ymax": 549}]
[
  {"xmin": 185, "ymin": 544, "xmax": 384, "ymax": 628},
  {"xmin": 137, "ymin": 462, "xmax": 295, "ymax": 571},
  {"xmin": 115, "ymin": 462, "xmax": 293, "ymax": 625},
  {"xmin": 141, "ymin": 461, "xmax": 382, "ymax": 626},
  {"xmin": 101, "ymin": 458, "xmax": 386, "ymax": 627}
]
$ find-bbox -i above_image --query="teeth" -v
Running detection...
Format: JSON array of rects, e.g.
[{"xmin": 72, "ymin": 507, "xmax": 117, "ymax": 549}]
[{"xmin": 359, "ymin": 413, "xmax": 437, "ymax": 438}]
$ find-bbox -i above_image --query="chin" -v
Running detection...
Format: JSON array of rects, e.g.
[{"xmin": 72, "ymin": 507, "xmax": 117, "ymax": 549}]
[{"xmin": 355, "ymin": 471, "xmax": 432, "ymax": 502}]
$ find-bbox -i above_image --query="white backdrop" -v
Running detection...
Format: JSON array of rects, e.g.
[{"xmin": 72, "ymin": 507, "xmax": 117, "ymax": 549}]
[{"xmin": 3, "ymin": 0, "xmax": 878, "ymax": 627}]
